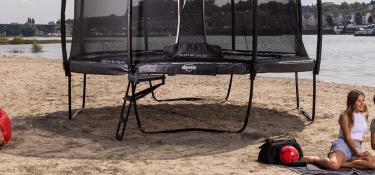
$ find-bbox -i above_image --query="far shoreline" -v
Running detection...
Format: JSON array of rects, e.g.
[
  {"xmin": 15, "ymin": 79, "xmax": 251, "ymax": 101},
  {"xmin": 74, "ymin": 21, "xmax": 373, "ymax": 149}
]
[
  {"xmin": 0, "ymin": 33, "xmax": 359, "ymax": 45},
  {"xmin": 0, "ymin": 37, "xmax": 71, "ymax": 45}
]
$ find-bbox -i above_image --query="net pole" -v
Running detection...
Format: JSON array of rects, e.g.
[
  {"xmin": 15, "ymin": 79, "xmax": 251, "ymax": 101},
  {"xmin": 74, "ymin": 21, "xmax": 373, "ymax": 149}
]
[
  {"xmin": 60, "ymin": 0, "xmax": 70, "ymax": 76},
  {"xmin": 128, "ymin": 0, "xmax": 134, "ymax": 73},
  {"xmin": 250, "ymin": 0, "xmax": 258, "ymax": 80},
  {"xmin": 315, "ymin": 0, "xmax": 322, "ymax": 75}
]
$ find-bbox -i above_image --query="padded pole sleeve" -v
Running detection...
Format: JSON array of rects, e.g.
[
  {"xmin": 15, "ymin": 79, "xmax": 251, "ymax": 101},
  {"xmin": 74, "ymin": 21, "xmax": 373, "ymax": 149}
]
[
  {"xmin": 250, "ymin": 0, "xmax": 258, "ymax": 79},
  {"xmin": 315, "ymin": 0, "xmax": 322, "ymax": 75},
  {"xmin": 61, "ymin": 0, "xmax": 70, "ymax": 76},
  {"xmin": 231, "ymin": 0, "xmax": 235, "ymax": 50},
  {"xmin": 128, "ymin": 0, "xmax": 134, "ymax": 74}
]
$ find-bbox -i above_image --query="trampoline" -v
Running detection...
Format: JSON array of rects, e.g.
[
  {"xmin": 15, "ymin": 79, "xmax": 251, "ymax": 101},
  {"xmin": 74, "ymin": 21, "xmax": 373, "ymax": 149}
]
[{"xmin": 60, "ymin": 0, "xmax": 322, "ymax": 140}]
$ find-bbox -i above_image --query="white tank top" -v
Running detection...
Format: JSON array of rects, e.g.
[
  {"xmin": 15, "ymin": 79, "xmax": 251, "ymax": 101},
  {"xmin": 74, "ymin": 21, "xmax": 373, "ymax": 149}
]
[{"xmin": 339, "ymin": 113, "xmax": 368, "ymax": 141}]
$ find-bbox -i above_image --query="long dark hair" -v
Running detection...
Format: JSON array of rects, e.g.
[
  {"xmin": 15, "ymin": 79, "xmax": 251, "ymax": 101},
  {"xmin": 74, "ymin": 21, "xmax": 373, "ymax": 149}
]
[{"xmin": 341, "ymin": 90, "xmax": 368, "ymax": 129}]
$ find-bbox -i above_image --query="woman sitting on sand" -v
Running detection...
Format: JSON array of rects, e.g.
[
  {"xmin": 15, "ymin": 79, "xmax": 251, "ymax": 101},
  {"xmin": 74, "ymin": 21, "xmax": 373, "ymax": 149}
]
[{"xmin": 302, "ymin": 90, "xmax": 375, "ymax": 170}]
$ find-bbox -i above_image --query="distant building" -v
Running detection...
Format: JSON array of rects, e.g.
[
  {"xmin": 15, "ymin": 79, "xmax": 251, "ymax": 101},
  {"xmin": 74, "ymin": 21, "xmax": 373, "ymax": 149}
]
[
  {"xmin": 322, "ymin": 2, "xmax": 334, "ymax": 5},
  {"xmin": 0, "ymin": 24, "xmax": 23, "ymax": 36}
]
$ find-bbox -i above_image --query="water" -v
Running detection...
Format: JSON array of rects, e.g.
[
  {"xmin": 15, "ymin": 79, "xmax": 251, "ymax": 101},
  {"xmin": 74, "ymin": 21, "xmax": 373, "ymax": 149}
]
[
  {"xmin": 0, "ymin": 35, "xmax": 374, "ymax": 87},
  {"xmin": 0, "ymin": 43, "xmax": 71, "ymax": 59},
  {"xmin": 260, "ymin": 35, "xmax": 375, "ymax": 87}
]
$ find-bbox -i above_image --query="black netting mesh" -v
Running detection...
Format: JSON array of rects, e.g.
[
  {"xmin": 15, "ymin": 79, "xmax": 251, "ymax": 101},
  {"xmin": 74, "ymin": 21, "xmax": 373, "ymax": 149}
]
[
  {"xmin": 70, "ymin": 0, "xmax": 128, "ymax": 59},
  {"xmin": 70, "ymin": 0, "xmax": 309, "ymax": 62},
  {"xmin": 131, "ymin": 0, "xmax": 178, "ymax": 51},
  {"xmin": 177, "ymin": 0, "xmax": 206, "ymax": 43}
]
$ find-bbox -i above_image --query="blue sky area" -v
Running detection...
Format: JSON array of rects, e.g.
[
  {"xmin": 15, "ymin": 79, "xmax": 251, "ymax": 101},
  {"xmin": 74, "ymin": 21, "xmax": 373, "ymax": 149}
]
[{"xmin": 0, "ymin": 0, "xmax": 371, "ymax": 24}]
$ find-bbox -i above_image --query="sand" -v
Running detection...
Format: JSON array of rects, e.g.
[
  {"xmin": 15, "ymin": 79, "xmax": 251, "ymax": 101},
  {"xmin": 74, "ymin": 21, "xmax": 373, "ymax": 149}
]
[{"xmin": 0, "ymin": 55, "xmax": 374, "ymax": 175}]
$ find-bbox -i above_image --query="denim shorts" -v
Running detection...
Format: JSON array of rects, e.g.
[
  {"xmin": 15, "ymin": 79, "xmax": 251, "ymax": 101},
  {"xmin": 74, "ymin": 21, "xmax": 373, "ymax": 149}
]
[{"xmin": 330, "ymin": 138, "xmax": 363, "ymax": 161}]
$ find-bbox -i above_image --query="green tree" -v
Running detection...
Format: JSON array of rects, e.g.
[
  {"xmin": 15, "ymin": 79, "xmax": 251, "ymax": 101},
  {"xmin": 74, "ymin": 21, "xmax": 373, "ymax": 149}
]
[
  {"xmin": 352, "ymin": 2, "xmax": 367, "ymax": 16},
  {"xmin": 355, "ymin": 13, "xmax": 363, "ymax": 25},
  {"xmin": 369, "ymin": 16, "xmax": 374, "ymax": 24},
  {"xmin": 340, "ymin": 2, "xmax": 350, "ymax": 9},
  {"xmin": 326, "ymin": 15, "xmax": 335, "ymax": 27},
  {"xmin": 21, "ymin": 18, "xmax": 38, "ymax": 36}
]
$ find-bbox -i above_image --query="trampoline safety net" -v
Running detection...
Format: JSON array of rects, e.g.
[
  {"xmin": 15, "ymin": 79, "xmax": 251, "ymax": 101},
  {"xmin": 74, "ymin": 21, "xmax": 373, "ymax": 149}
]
[{"xmin": 69, "ymin": 0, "xmax": 310, "ymax": 63}]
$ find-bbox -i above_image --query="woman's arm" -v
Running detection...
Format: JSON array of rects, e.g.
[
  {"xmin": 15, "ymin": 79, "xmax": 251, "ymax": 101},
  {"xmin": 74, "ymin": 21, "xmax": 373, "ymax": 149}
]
[
  {"xmin": 371, "ymin": 132, "xmax": 375, "ymax": 150},
  {"xmin": 370, "ymin": 119, "xmax": 375, "ymax": 150},
  {"xmin": 340, "ymin": 114, "xmax": 364, "ymax": 157}
]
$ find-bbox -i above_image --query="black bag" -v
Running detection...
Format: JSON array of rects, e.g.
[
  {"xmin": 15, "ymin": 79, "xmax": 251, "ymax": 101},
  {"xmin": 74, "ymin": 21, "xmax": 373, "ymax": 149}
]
[{"xmin": 258, "ymin": 138, "xmax": 304, "ymax": 164}]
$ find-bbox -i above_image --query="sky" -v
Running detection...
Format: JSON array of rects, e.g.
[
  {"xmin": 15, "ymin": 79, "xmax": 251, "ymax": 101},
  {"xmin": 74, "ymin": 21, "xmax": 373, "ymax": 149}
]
[{"xmin": 0, "ymin": 0, "xmax": 372, "ymax": 24}]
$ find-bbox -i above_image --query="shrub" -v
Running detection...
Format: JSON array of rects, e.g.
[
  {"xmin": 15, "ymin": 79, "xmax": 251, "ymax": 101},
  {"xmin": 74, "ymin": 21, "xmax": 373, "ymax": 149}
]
[
  {"xmin": 10, "ymin": 36, "xmax": 26, "ymax": 44},
  {"xmin": 0, "ymin": 36, "xmax": 8, "ymax": 44},
  {"xmin": 31, "ymin": 40, "xmax": 43, "ymax": 53}
]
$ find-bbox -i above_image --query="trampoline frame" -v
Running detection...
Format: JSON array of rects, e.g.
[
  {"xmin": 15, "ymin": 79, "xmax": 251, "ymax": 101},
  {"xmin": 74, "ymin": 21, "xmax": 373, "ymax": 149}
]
[{"xmin": 61, "ymin": 0, "xmax": 323, "ymax": 139}]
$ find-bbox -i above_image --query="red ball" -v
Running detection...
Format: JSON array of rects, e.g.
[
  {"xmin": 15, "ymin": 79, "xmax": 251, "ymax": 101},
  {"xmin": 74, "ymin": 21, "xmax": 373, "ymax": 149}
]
[
  {"xmin": 0, "ymin": 108, "xmax": 12, "ymax": 144},
  {"xmin": 279, "ymin": 145, "xmax": 299, "ymax": 165}
]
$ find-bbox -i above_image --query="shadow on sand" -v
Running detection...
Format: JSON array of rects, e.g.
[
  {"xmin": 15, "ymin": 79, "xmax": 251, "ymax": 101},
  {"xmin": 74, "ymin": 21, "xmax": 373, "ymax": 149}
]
[{"xmin": 4, "ymin": 103, "xmax": 305, "ymax": 161}]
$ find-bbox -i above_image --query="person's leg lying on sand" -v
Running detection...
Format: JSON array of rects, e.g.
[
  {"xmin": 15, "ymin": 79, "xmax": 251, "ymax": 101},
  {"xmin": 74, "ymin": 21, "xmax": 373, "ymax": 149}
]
[
  {"xmin": 341, "ymin": 151, "xmax": 375, "ymax": 169},
  {"xmin": 301, "ymin": 151, "xmax": 347, "ymax": 170}
]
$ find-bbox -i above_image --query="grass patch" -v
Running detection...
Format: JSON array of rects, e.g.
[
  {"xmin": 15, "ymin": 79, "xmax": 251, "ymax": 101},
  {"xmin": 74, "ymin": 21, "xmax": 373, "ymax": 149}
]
[
  {"xmin": 31, "ymin": 40, "xmax": 43, "ymax": 53},
  {"xmin": 10, "ymin": 36, "xmax": 25, "ymax": 44},
  {"xmin": 0, "ymin": 36, "xmax": 71, "ymax": 45},
  {"xmin": 0, "ymin": 36, "xmax": 9, "ymax": 44}
]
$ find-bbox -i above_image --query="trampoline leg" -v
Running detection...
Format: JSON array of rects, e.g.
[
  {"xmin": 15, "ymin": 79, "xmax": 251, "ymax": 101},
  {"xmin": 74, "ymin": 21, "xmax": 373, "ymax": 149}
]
[
  {"xmin": 312, "ymin": 73, "xmax": 316, "ymax": 121},
  {"xmin": 116, "ymin": 82, "xmax": 132, "ymax": 141},
  {"xmin": 82, "ymin": 74, "xmax": 86, "ymax": 108},
  {"xmin": 237, "ymin": 77, "xmax": 254, "ymax": 133},
  {"xmin": 149, "ymin": 79, "xmax": 201, "ymax": 102},
  {"xmin": 225, "ymin": 74, "xmax": 234, "ymax": 101},
  {"xmin": 67, "ymin": 74, "xmax": 88, "ymax": 120},
  {"xmin": 68, "ymin": 75, "xmax": 72, "ymax": 120},
  {"xmin": 149, "ymin": 81, "xmax": 160, "ymax": 102},
  {"xmin": 298, "ymin": 73, "xmax": 316, "ymax": 122},
  {"xmin": 295, "ymin": 72, "xmax": 300, "ymax": 109},
  {"xmin": 71, "ymin": 74, "xmax": 86, "ymax": 119}
]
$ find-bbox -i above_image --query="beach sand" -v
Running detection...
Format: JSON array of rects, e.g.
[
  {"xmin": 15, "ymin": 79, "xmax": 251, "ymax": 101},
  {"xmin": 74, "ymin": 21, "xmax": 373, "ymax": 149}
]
[{"xmin": 0, "ymin": 55, "xmax": 374, "ymax": 175}]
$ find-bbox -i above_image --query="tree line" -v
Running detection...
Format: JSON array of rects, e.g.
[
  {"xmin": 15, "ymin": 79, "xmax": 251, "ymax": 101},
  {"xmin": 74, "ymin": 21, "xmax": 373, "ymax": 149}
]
[{"xmin": 304, "ymin": 1, "xmax": 375, "ymax": 27}]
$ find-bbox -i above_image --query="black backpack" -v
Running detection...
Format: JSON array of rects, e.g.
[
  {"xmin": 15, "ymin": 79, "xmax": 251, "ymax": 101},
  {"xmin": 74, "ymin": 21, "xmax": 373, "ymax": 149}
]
[{"xmin": 258, "ymin": 138, "xmax": 304, "ymax": 164}]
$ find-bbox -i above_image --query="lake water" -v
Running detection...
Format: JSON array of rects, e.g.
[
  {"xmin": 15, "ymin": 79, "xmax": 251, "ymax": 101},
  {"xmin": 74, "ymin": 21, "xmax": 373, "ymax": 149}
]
[
  {"xmin": 263, "ymin": 35, "xmax": 375, "ymax": 87},
  {"xmin": 0, "ymin": 35, "xmax": 374, "ymax": 87}
]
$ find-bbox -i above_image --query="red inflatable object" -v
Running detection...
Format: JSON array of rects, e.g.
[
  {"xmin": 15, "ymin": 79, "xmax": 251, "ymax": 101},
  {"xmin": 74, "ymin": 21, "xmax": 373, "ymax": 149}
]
[
  {"xmin": 279, "ymin": 145, "xmax": 299, "ymax": 165},
  {"xmin": 0, "ymin": 108, "xmax": 12, "ymax": 144}
]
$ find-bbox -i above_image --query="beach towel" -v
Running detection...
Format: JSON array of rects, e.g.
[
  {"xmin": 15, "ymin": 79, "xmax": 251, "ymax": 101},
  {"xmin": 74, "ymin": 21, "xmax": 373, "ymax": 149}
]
[{"xmin": 289, "ymin": 163, "xmax": 375, "ymax": 175}]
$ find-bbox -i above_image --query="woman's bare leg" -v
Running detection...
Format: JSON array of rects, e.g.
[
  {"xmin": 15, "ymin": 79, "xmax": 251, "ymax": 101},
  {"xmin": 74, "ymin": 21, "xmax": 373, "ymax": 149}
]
[
  {"xmin": 342, "ymin": 155, "xmax": 375, "ymax": 169},
  {"xmin": 301, "ymin": 156, "xmax": 319, "ymax": 163},
  {"xmin": 302, "ymin": 151, "xmax": 347, "ymax": 170}
]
